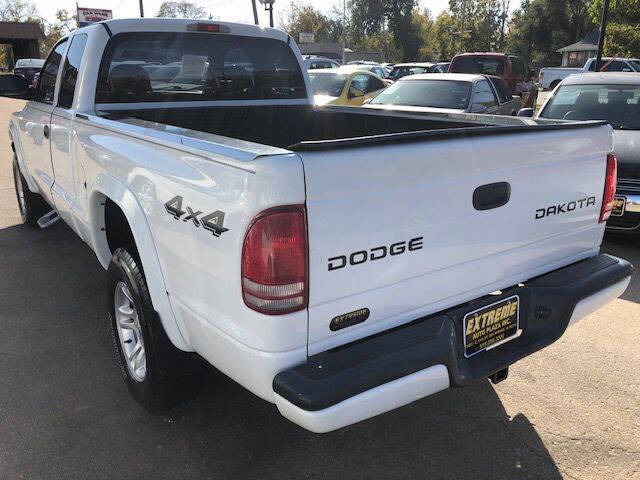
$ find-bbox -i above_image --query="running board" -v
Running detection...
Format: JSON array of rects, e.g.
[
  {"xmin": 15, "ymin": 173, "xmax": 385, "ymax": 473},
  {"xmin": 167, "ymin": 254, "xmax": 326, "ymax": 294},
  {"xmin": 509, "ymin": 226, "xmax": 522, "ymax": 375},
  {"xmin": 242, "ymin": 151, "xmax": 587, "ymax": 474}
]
[{"xmin": 37, "ymin": 210, "xmax": 60, "ymax": 229}]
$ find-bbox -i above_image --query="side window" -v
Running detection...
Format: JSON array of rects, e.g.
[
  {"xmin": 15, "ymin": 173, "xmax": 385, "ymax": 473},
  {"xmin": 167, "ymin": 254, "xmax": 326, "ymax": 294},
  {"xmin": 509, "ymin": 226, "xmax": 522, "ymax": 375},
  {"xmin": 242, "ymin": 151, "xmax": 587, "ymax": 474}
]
[
  {"xmin": 490, "ymin": 78, "xmax": 510, "ymax": 103},
  {"xmin": 351, "ymin": 74, "xmax": 370, "ymax": 94},
  {"xmin": 473, "ymin": 80, "xmax": 498, "ymax": 107},
  {"xmin": 603, "ymin": 61, "xmax": 625, "ymax": 72},
  {"xmin": 370, "ymin": 76, "xmax": 385, "ymax": 91},
  {"xmin": 37, "ymin": 39, "xmax": 67, "ymax": 104},
  {"xmin": 58, "ymin": 34, "xmax": 88, "ymax": 109}
]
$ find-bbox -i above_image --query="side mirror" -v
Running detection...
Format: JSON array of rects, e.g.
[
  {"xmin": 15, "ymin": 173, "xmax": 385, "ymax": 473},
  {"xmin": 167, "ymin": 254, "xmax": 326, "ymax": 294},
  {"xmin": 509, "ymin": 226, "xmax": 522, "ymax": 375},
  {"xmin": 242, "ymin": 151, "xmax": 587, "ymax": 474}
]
[
  {"xmin": 348, "ymin": 87, "xmax": 364, "ymax": 99},
  {"xmin": 517, "ymin": 107, "xmax": 534, "ymax": 117},
  {"xmin": 0, "ymin": 74, "xmax": 32, "ymax": 99},
  {"xmin": 469, "ymin": 103, "xmax": 488, "ymax": 113}
]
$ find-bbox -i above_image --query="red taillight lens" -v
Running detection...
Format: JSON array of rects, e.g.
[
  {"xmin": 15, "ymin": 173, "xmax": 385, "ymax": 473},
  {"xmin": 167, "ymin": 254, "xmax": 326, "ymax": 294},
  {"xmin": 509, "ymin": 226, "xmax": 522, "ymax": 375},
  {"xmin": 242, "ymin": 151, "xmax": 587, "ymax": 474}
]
[
  {"xmin": 241, "ymin": 206, "xmax": 308, "ymax": 314},
  {"xmin": 600, "ymin": 153, "xmax": 618, "ymax": 223}
]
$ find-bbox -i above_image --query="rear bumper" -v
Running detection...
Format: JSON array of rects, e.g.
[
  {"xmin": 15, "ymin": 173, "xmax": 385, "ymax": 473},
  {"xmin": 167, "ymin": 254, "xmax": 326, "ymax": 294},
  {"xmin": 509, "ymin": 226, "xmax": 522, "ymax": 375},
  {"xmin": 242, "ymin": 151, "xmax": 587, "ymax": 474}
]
[{"xmin": 273, "ymin": 254, "xmax": 632, "ymax": 433}]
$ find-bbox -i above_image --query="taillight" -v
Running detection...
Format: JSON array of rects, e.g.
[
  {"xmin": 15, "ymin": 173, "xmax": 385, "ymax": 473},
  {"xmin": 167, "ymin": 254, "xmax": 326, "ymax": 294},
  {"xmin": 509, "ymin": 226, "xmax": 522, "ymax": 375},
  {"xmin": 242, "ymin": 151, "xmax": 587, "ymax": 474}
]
[
  {"xmin": 600, "ymin": 153, "xmax": 618, "ymax": 223},
  {"xmin": 241, "ymin": 206, "xmax": 308, "ymax": 315}
]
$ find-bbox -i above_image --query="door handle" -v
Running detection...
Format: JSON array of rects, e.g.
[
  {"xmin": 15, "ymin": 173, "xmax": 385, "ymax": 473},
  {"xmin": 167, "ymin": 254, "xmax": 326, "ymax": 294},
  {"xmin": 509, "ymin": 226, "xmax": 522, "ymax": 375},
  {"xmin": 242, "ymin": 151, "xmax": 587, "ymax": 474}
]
[
  {"xmin": 473, "ymin": 182, "xmax": 511, "ymax": 211},
  {"xmin": 43, "ymin": 125, "xmax": 50, "ymax": 139}
]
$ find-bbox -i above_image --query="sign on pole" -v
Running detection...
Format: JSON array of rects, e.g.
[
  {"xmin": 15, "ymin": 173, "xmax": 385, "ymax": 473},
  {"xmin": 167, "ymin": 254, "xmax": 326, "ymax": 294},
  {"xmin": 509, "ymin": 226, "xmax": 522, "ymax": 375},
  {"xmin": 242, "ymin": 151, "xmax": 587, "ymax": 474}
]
[
  {"xmin": 299, "ymin": 32, "xmax": 315, "ymax": 44},
  {"xmin": 77, "ymin": 7, "xmax": 113, "ymax": 27}
]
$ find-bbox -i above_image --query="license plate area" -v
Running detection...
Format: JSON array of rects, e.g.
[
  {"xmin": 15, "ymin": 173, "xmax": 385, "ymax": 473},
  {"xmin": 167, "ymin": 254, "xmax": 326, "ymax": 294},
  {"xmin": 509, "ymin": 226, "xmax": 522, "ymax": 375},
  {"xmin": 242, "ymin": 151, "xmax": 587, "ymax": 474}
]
[
  {"xmin": 463, "ymin": 295, "xmax": 520, "ymax": 358},
  {"xmin": 611, "ymin": 196, "xmax": 626, "ymax": 217}
]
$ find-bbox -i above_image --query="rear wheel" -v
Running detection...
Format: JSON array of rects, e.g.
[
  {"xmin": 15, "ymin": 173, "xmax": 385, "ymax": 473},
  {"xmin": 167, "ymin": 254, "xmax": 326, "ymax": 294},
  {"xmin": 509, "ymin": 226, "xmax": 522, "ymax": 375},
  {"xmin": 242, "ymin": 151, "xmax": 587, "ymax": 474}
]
[
  {"xmin": 108, "ymin": 247, "xmax": 206, "ymax": 413},
  {"xmin": 12, "ymin": 157, "xmax": 51, "ymax": 228}
]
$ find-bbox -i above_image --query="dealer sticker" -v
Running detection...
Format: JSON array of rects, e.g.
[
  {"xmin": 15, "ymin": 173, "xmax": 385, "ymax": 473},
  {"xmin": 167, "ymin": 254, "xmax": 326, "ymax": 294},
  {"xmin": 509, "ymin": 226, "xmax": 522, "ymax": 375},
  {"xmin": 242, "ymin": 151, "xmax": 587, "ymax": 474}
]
[{"xmin": 463, "ymin": 295, "xmax": 520, "ymax": 358}]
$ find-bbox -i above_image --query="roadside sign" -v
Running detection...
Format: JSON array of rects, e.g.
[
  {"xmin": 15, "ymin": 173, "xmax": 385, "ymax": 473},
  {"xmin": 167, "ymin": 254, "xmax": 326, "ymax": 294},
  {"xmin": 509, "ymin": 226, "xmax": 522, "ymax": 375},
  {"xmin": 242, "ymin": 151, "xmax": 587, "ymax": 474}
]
[
  {"xmin": 299, "ymin": 32, "xmax": 315, "ymax": 44},
  {"xmin": 77, "ymin": 7, "xmax": 113, "ymax": 27}
]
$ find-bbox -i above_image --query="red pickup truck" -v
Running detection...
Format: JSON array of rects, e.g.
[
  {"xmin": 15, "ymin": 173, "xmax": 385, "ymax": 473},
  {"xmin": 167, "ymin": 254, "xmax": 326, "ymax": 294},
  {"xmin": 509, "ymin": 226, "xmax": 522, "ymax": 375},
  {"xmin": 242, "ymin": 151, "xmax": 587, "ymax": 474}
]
[{"xmin": 449, "ymin": 53, "xmax": 538, "ymax": 108}]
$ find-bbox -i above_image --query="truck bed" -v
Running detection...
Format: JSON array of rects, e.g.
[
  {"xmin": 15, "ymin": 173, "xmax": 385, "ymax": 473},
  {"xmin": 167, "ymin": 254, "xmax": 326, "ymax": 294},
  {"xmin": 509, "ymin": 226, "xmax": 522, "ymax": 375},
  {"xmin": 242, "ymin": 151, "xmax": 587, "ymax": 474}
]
[{"xmin": 100, "ymin": 104, "xmax": 533, "ymax": 149}]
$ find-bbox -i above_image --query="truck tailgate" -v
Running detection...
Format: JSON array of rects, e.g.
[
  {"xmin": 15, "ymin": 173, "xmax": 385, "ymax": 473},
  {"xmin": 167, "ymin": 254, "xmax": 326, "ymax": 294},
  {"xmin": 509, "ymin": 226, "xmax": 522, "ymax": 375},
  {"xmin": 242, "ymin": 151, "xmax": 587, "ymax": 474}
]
[{"xmin": 299, "ymin": 124, "xmax": 613, "ymax": 354}]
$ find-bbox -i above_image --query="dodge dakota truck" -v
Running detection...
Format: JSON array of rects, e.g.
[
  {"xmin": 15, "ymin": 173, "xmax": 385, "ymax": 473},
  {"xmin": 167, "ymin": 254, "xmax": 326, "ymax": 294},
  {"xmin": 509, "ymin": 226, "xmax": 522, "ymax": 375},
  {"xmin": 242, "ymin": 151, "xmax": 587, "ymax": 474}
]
[{"xmin": 2, "ymin": 19, "xmax": 632, "ymax": 433}]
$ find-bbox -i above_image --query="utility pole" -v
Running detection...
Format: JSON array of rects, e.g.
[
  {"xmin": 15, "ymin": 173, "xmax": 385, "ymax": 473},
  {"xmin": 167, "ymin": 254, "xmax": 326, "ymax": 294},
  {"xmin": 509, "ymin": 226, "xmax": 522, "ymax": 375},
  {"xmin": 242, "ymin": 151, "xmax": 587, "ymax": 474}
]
[
  {"xmin": 595, "ymin": 0, "xmax": 610, "ymax": 71},
  {"xmin": 252, "ymin": 0, "xmax": 259, "ymax": 25},
  {"xmin": 139, "ymin": 0, "xmax": 144, "ymax": 17},
  {"xmin": 342, "ymin": 0, "xmax": 346, "ymax": 64}
]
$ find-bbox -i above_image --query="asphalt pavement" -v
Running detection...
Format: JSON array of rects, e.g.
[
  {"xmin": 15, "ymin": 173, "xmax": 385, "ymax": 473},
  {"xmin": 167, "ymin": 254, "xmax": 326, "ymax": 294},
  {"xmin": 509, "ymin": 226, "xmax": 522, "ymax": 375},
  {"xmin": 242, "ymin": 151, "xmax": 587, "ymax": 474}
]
[{"xmin": 0, "ymin": 97, "xmax": 638, "ymax": 480}]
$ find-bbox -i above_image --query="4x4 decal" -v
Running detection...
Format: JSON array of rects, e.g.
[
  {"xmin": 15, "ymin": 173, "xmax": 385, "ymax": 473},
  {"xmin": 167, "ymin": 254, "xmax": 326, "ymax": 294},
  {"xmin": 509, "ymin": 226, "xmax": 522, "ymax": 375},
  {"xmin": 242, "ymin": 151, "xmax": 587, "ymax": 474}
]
[{"xmin": 164, "ymin": 195, "xmax": 229, "ymax": 237}]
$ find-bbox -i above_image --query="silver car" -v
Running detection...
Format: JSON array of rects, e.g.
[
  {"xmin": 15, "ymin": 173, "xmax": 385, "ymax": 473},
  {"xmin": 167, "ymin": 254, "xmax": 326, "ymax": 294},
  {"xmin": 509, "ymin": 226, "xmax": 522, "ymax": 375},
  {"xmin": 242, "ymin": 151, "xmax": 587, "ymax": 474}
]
[
  {"xmin": 535, "ymin": 72, "xmax": 640, "ymax": 233},
  {"xmin": 366, "ymin": 73, "xmax": 522, "ymax": 115}
]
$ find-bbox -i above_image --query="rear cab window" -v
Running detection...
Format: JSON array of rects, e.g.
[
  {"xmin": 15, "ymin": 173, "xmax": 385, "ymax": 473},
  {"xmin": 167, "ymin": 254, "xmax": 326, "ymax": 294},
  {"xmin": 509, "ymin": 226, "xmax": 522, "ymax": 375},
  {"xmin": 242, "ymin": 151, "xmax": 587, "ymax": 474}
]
[
  {"xmin": 450, "ymin": 56, "xmax": 505, "ymax": 75},
  {"xmin": 96, "ymin": 32, "xmax": 307, "ymax": 104}
]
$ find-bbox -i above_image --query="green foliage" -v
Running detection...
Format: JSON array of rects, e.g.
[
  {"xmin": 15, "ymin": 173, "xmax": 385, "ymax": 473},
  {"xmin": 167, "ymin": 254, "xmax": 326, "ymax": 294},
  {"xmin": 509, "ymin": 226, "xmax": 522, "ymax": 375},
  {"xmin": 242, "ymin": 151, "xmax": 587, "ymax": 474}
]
[
  {"xmin": 279, "ymin": 3, "xmax": 342, "ymax": 43},
  {"xmin": 505, "ymin": 0, "xmax": 593, "ymax": 65},
  {"xmin": 589, "ymin": 0, "xmax": 640, "ymax": 56},
  {"xmin": 448, "ymin": 0, "xmax": 502, "ymax": 52},
  {"xmin": 155, "ymin": 1, "xmax": 208, "ymax": 19},
  {"xmin": 349, "ymin": 0, "xmax": 422, "ymax": 61}
]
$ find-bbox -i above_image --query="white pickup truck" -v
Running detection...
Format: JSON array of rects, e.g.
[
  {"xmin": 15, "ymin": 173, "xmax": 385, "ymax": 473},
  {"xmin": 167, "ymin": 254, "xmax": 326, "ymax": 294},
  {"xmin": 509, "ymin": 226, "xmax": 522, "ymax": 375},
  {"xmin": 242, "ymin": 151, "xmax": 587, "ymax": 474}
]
[
  {"xmin": 538, "ymin": 57, "xmax": 640, "ymax": 90},
  {"xmin": 2, "ymin": 19, "xmax": 632, "ymax": 433}
]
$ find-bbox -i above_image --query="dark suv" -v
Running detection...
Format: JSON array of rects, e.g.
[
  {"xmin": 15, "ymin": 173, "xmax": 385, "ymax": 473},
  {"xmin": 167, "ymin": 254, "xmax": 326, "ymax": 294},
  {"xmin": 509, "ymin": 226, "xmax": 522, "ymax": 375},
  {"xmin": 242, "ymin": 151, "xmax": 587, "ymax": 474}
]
[{"xmin": 449, "ymin": 53, "xmax": 538, "ymax": 108}]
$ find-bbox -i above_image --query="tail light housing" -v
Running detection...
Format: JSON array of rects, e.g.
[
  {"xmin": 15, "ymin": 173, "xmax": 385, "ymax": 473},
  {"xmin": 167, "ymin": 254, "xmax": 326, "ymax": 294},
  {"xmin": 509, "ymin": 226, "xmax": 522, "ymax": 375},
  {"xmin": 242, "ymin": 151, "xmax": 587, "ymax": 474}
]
[
  {"xmin": 599, "ymin": 153, "xmax": 618, "ymax": 223},
  {"xmin": 241, "ymin": 206, "xmax": 308, "ymax": 314}
]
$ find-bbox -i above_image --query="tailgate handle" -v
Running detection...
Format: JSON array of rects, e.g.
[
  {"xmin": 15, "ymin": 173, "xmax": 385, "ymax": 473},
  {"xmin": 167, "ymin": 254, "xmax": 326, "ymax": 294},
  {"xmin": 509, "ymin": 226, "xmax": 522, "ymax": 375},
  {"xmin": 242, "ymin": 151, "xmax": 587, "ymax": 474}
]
[{"xmin": 473, "ymin": 182, "xmax": 511, "ymax": 210}]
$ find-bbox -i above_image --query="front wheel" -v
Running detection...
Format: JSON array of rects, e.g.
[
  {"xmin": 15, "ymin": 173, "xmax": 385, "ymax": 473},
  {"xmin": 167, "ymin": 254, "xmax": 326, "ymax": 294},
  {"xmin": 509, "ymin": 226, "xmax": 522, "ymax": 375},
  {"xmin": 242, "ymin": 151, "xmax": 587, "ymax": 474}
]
[
  {"xmin": 108, "ymin": 247, "xmax": 206, "ymax": 413},
  {"xmin": 12, "ymin": 157, "xmax": 51, "ymax": 228}
]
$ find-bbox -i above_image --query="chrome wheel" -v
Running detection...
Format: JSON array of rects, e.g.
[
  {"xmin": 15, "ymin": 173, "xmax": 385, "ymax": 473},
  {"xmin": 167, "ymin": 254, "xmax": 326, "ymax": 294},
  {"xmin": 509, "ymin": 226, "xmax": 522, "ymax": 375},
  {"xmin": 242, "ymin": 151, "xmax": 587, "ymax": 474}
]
[
  {"xmin": 13, "ymin": 163, "xmax": 27, "ymax": 217},
  {"xmin": 114, "ymin": 281, "xmax": 147, "ymax": 382}
]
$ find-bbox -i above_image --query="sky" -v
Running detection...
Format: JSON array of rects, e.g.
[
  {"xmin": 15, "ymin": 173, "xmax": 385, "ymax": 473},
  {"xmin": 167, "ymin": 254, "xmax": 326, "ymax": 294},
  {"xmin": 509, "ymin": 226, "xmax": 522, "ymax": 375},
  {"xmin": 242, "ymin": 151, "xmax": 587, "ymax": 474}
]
[{"xmin": 38, "ymin": 0, "xmax": 459, "ymax": 28}]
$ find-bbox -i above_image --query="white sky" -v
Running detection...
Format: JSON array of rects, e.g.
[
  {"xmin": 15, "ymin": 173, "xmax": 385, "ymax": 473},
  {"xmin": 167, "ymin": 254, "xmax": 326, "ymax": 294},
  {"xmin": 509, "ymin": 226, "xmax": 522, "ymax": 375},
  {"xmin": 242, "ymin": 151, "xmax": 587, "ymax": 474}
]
[{"xmin": 39, "ymin": 0, "xmax": 520, "ymax": 30}]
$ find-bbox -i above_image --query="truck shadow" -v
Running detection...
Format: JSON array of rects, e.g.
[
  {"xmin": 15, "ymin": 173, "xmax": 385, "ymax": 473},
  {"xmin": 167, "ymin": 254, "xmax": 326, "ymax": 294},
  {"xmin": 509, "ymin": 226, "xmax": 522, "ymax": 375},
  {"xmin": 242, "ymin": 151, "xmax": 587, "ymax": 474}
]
[{"xmin": 0, "ymin": 220, "xmax": 569, "ymax": 479}]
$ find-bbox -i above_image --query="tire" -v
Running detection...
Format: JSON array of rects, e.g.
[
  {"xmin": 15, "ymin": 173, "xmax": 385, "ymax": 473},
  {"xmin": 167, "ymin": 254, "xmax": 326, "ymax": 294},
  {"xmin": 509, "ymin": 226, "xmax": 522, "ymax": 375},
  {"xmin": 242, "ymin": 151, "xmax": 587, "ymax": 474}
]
[
  {"xmin": 107, "ymin": 247, "xmax": 206, "ymax": 413},
  {"xmin": 12, "ymin": 157, "xmax": 51, "ymax": 228}
]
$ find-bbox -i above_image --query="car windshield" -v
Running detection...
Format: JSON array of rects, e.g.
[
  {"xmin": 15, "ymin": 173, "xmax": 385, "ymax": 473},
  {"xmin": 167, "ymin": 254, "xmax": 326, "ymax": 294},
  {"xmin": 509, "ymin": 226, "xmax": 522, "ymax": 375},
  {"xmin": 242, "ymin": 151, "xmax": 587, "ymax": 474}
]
[
  {"xmin": 450, "ymin": 56, "xmax": 505, "ymax": 75},
  {"xmin": 308, "ymin": 72, "xmax": 348, "ymax": 97},
  {"xmin": 370, "ymin": 79, "xmax": 471, "ymax": 109},
  {"xmin": 389, "ymin": 66, "xmax": 430, "ymax": 80},
  {"xmin": 540, "ymin": 84, "xmax": 640, "ymax": 129}
]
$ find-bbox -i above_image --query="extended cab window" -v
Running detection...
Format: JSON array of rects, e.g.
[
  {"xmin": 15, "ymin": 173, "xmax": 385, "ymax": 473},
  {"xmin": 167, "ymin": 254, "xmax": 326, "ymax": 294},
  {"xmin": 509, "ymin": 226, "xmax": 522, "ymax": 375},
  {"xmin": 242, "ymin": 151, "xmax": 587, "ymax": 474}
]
[
  {"xmin": 96, "ymin": 32, "xmax": 306, "ymax": 103},
  {"xmin": 58, "ymin": 34, "xmax": 88, "ymax": 109},
  {"xmin": 37, "ymin": 39, "xmax": 68, "ymax": 104},
  {"xmin": 473, "ymin": 80, "xmax": 498, "ymax": 107}
]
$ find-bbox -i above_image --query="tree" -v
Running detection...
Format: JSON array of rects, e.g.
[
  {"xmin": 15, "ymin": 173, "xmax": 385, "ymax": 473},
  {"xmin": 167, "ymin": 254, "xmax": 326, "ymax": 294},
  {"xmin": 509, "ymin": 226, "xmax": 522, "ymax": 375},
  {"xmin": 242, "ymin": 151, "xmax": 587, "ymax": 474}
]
[
  {"xmin": 41, "ymin": 9, "xmax": 76, "ymax": 56},
  {"xmin": 155, "ymin": 1, "xmax": 208, "ymax": 19},
  {"xmin": 505, "ymin": 0, "xmax": 593, "ymax": 65},
  {"xmin": 279, "ymin": 3, "xmax": 341, "ymax": 43},
  {"xmin": 431, "ymin": 11, "xmax": 458, "ymax": 60},
  {"xmin": 348, "ymin": 0, "xmax": 422, "ymax": 61},
  {"xmin": 588, "ymin": 0, "xmax": 640, "ymax": 57},
  {"xmin": 448, "ymin": 0, "xmax": 502, "ymax": 53}
]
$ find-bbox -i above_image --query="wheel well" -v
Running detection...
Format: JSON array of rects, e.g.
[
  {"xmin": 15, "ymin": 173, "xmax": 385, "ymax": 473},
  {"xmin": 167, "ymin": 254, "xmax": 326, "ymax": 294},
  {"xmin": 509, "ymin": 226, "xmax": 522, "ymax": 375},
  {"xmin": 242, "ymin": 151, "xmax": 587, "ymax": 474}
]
[{"xmin": 104, "ymin": 198, "xmax": 136, "ymax": 254}]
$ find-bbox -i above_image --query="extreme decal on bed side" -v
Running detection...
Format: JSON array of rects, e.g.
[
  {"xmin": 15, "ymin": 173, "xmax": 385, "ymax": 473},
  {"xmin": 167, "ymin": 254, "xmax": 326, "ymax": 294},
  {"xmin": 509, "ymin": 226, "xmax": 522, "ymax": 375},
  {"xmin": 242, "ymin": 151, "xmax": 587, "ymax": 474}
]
[{"xmin": 164, "ymin": 195, "xmax": 229, "ymax": 237}]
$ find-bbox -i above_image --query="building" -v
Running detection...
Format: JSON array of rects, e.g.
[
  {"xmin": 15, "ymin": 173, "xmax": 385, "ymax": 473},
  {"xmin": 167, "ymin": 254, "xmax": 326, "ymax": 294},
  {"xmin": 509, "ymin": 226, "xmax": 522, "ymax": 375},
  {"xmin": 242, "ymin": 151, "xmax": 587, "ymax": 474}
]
[
  {"xmin": 0, "ymin": 21, "xmax": 45, "ymax": 67},
  {"xmin": 556, "ymin": 30, "xmax": 599, "ymax": 67}
]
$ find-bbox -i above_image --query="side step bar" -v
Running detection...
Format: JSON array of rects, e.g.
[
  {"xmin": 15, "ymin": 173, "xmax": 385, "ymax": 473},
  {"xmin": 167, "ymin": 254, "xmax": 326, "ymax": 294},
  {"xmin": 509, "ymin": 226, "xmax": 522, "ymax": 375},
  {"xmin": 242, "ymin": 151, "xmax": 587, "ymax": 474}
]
[{"xmin": 37, "ymin": 210, "xmax": 60, "ymax": 229}]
